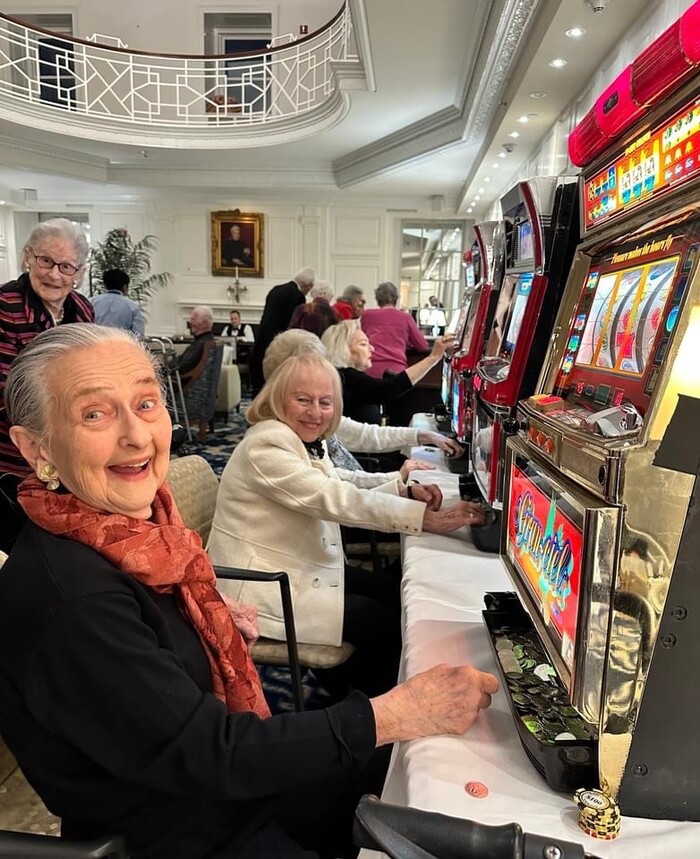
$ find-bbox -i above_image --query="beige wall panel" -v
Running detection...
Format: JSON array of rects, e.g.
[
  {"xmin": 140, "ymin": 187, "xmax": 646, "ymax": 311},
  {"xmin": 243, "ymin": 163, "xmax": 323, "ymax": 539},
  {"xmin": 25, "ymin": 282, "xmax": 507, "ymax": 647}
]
[
  {"xmin": 267, "ymin": 216, "xmax": 297, "ymax": 281},
  {"xmin": 333, "ymin": 215, "xmax": 381, "ymax": 253}
]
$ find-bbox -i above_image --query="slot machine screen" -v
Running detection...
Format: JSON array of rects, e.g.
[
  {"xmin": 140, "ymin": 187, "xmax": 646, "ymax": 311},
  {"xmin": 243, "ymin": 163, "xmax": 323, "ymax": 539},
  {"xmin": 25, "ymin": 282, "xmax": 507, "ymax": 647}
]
[
  {"xmin": 505, "ymin": 453, "xmax": 584, "ymax": 672},
  {"xmin": 517, "ymin": 221, "xmax": 534, "ymax": 262},
  {"xmin": 554, "ymin": 246, "xmax": 687, "ymax": 413},
  {"xmin": 501, "ymin": 273, "xmax": 534, "ymax": 361},
  {"xmin": 484, "ymin": 274, "xmax": 519, "ymax": 358}
]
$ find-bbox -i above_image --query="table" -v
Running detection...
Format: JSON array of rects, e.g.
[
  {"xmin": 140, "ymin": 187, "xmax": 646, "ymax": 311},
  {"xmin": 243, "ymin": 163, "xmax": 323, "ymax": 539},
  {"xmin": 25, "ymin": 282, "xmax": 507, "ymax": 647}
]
[{"xmin": 361, "ymin": 419, "xmax": 700, "ymax": 858}]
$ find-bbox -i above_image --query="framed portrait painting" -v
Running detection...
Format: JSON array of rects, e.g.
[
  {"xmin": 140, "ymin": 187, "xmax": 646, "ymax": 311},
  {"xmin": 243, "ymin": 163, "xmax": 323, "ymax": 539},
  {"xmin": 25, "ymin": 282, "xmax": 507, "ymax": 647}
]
[{"xmin": 211, "ymin": 210, "xmax": 264, "ymax": 277}]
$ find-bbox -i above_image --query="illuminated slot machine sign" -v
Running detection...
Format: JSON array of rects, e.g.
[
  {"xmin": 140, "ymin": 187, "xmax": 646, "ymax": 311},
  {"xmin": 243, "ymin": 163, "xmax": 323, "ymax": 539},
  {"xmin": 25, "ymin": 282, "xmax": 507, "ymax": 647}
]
[{"xmin": 584, "ymin": 97, "xmax": 700, "ymax": 233}]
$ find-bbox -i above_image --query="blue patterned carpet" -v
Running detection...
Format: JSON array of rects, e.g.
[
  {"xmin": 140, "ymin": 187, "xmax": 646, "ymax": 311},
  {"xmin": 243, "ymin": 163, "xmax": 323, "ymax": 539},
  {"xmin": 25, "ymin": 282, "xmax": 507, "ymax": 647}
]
[{"xmin": 173, "ymin": 402, "xmax": 332, "ymax": 713}]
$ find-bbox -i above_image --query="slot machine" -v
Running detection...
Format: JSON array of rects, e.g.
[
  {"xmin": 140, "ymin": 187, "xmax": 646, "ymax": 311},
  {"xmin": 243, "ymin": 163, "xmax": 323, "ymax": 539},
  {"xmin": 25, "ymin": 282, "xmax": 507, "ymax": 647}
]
[
  {"xmin": 465, "ymin": 178, "xmax": 579, "ymax": 550},
  {"xmin": 488, "ymin": 1, "xmax": 700, "ymax": 819},
  {"xmin": 440, "ymin": 239, "xmax": 479, "ymax": 413},
  {"xmin": 449, "ymin": 222, "xmax": 505, "ymax": 447}
]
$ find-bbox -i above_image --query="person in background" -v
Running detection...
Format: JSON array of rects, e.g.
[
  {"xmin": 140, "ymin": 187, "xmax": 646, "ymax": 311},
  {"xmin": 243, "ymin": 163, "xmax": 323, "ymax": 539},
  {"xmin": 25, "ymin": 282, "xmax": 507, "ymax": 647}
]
[
  {"xmin": 0, "ymin": 218, "xmax": 94, "ymax": 551},
  {"xmin": 249, "ymin": 266, "xmax": 315, "ymax": 394},
  {"xmin": 92, "ymin": 269, "xmax": 146, "ymax": 338},
  {"xmin": 361, "ymin": 281, "xmax": 429, "ymax": 379},
  {"xmin": 176, "ymin": 305, "xmax": 215, "ymax": 383},
  {"xmin": 0, "ymin": 323, "xmax": 498, "ymax": 859},
  {"xmin": 322, "ymin": 321, "xmax": 453, "ymax": 425},
  {"xmin": 263, "ymin": 330, "xmax": 465, "ymax": 459},
  {"xmin": 221, "ymin": 309, "xmax": 255, "ymax": 343},
  {"xmin": 333, "ymin": 285, "xmax": 365, "ymax": 320},
  {"xmin": 288, "ymin": 280, "xmax": 340, "ymax": 338}
]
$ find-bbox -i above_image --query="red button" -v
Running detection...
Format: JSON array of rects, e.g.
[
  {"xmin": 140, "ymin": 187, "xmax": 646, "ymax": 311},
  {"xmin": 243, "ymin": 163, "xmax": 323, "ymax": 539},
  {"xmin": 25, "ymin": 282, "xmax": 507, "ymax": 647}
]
[{"xmin": 544, "ymin": 438, "xmax": 554, "ymax": 454}]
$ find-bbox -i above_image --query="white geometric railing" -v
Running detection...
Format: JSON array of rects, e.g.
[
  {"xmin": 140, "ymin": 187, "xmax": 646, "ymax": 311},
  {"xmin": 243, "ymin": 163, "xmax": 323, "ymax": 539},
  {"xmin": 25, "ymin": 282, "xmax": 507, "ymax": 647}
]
[{"xmin": 0, "ymin": 3, "xmax": 359, "ymax": 146}]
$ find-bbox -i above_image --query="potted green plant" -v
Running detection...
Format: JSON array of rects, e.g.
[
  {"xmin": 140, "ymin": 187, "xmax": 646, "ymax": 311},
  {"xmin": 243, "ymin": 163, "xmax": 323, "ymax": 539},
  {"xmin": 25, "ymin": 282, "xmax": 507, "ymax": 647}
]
[{"xmin": 88, "ymin": 228, "xmax": 171, "ymax": 306}]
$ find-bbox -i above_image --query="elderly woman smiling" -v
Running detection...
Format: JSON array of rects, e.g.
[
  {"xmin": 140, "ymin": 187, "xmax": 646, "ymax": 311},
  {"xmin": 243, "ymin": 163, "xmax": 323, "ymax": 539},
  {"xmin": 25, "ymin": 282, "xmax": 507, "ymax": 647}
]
[
  {"xmin": 0, "ymin": 218, "xmax": 94, "ymax": 484},
  {"xmin": 0, "ymin": 324, "xmax": 498, "ymax": 859},
  {"xmin": 209, "ymin": 352, "xmax": 485, "ymax": 698}
]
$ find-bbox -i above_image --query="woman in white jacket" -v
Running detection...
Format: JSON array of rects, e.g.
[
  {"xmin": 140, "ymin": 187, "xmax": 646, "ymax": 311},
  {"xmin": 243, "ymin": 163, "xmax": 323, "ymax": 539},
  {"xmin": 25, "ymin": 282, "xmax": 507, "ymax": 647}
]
[{"xmin": 209, "ymin": 353, "xmax": 484, "ymax": 697}]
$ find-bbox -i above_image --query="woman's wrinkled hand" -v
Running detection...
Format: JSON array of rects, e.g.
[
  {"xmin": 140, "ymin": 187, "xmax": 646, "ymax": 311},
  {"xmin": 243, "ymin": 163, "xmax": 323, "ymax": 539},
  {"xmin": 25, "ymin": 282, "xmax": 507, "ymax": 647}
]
[
  {"xmin": 422, "ymin": 500, "xmax": 486, "ymax": 534},
  {"xmin": 410, "ymin": 482, "xmax": 443, "ymax": 511},
  {"xmin": 417, "ymin": 431, "xmax": 464, "ymax": 458},
  {"xmin": 430, "ymin": 335, "xmax": 455, "ymax": 361},
  {"xmin": 399, "ymin": 459, "xmax": 436, "ymax": 480},
  {"xmin": 371, "ymin": 663, "xmax": 499, "ymax": 745},
  {"xmin": 221, "ymin": 594, "xmax": 261, "ymax": 645}
]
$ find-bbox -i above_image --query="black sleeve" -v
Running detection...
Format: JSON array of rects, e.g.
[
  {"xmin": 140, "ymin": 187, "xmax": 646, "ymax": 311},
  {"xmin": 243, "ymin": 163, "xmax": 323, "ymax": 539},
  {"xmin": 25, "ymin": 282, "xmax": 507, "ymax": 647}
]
[
  {"xmin": 176, "ymin": 340, "xmax": 204, "ymax": 376},
  {"xmin": 24, "ymin": 590, "xmax": 377, "ymax": 802},
  {"xmin": 342, "ymin": 367, "xmax": 413, "ymax": 406}
]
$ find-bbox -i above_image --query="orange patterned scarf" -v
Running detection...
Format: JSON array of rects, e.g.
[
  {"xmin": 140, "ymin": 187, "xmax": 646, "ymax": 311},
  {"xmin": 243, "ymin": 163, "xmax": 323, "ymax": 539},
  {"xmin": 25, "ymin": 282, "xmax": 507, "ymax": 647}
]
[{"xmin": 17, "ymin": 477, "xmax": 270, "ymax": 719}]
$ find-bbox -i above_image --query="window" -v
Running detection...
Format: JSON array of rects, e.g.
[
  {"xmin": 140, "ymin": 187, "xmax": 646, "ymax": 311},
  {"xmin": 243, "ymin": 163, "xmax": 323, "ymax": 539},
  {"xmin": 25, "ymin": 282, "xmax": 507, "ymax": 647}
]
[
  {"xmin": 9, "ymin": 13, "xmax": 75, "ymax": 109},
  {"xmin": 400, "ymin": 222, "xmax": 465, "ymax": 333}
]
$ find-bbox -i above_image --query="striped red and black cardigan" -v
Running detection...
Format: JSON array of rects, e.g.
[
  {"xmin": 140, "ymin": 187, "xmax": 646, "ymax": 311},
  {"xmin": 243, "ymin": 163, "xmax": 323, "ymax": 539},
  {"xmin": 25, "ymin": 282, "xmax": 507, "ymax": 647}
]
[{"xmin": 0, "ymin": 273, "xmax": 94, "ymax": 476}]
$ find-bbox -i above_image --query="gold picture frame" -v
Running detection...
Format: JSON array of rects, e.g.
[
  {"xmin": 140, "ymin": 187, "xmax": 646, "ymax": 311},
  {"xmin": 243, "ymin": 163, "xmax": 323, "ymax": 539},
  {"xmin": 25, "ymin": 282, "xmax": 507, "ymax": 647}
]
[{"xmin": 211, "ymin": 209, "xmax": 264, "ymax": 277}]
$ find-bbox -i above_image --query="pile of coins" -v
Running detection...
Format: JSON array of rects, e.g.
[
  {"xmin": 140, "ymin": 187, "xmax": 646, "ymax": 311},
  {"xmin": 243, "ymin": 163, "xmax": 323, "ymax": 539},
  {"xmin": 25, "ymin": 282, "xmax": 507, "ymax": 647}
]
[
  {"xmin": 574, "ymin": 788, "xmax": 621, "ymax": 840},
  {"xmin": 493, "ymin": 627, "xmax": 592, "ymax": 745}
]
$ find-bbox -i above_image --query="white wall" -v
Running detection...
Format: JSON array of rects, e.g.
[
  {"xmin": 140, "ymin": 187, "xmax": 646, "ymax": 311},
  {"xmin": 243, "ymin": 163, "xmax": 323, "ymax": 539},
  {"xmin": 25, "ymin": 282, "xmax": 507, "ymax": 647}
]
[
  {"xmin": 487, "ymin": 0, "xmax": 698, "ymax": 219},
  {"xmin": 6, "ymin": 1, "xmax": 341, "ymax": 54},
  {"xmin": 17, "ymin": 198, "xmax": 457, "ymax": 335}
]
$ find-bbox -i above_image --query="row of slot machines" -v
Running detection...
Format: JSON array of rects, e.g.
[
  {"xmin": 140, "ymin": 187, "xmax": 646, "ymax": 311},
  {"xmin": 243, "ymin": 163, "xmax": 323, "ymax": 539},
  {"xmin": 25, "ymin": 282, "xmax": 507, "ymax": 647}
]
[{"xmin": 441, "ymin": 5, "xmax": 700, "ymax": 822}]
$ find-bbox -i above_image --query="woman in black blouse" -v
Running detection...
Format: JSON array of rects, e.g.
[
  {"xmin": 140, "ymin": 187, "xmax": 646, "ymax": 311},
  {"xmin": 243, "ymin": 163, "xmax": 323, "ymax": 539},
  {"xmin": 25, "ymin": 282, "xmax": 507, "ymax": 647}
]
[{"xmin": 321, "ymin": 321, "xmax": 451, "ymax": 424}]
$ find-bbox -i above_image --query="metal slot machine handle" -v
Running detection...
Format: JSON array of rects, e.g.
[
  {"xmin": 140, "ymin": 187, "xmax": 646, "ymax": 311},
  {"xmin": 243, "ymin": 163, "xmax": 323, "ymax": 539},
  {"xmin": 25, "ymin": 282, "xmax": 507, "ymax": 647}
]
[{"xmin": 353, "ymin": 796, "xmax": 600, "ymax": 859}]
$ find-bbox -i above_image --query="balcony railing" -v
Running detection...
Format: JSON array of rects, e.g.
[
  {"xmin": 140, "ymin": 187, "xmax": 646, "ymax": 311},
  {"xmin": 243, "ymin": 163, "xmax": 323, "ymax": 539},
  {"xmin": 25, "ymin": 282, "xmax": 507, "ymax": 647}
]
[{"xmin": 0, "ymin": 4, "xmax": 359, "ymax": 146}]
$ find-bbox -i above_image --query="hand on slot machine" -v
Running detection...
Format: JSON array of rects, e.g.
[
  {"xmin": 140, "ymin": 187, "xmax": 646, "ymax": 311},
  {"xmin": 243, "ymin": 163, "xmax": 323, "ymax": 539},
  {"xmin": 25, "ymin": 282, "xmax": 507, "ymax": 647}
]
[
  {"xmin": 406, "ymin": 481, "xmax": 443, "ymax": 511},
  {"xmin": 430, "ymin": 334, "xmax": 455, "ymax": 362},
  {"xmin": 417, "ymin": 430, "xmax": 465, "ymax": 457},
  {"xmin": 370, "ymin": 663, "xmax": 500, "ymax": 744},
  {"xmin": 422, "ymin": 500, "xmax": 486, "ymax": 533},
  {"xmin": 399, "ymin": 458, "xmax": 436, "ymax": 480}
]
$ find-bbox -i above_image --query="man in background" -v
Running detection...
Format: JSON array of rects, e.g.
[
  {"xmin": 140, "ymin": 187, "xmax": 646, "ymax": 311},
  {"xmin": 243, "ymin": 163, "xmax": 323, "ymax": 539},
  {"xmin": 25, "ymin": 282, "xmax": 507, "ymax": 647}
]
[
  {"xmin": 333, "ymin": 284, "xmax": 365, "ymax": 320},
  {"xmin": 92, "ymin": 269, "xmax": 146, "ymax": 337},
  {"xmin": 222, "ymin": 309, "xmax": 255, "ymax": 342},
  {"xmin": 249, "ymin": 266, "xmax": 315, "ymax": 394}
]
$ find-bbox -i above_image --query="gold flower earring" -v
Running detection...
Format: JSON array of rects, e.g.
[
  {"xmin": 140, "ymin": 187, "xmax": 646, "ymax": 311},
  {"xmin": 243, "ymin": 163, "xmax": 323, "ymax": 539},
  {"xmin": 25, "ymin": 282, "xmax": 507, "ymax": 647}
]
[{"xmin": 39, "ymin": 463, "xmax": 60, "ymax": 491}]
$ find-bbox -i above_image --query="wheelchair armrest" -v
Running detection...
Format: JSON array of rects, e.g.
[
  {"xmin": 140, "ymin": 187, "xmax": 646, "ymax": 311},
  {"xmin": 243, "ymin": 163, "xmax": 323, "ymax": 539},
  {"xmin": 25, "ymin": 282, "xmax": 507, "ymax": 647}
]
[{"xmin": 213, "ymin": 566, "xmax": 305, "ymax": 712}]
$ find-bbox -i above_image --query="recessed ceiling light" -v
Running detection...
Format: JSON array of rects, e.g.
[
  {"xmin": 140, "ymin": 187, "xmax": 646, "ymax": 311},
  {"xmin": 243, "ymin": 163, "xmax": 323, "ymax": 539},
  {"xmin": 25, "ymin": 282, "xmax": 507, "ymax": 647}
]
[
  {"xmin": 492, "ymin": 163, "xmax": 500, "ymax": 169},
  {"xmin": 516, "ymin": 115, "xmax": 530, "ymax": 124},
  {"xmin": 566, "ymin": 27, "xmax": 586, "ymax": 38},
  {"xmin": 529, "ymin": 91, "xmax": 548, "ymax": 99},
  {"xmin": 498, "ymin": 151, "xmax": 507, "ymax": 158},
  {"xmin": 484, "ymin": 176, "xmax": 491, "ymax": 182},
  {"xmin": 478, "ymin": 187, "xmax": 484, "ymax": 194},
  {"xmin": 548, "ymin": 58, "xmax": 567, "ymax": 68},
  {"xmin": 467, "ymin": 208, "xmax": 473, "ymax": 214},
  {"xmin": 508, "ymin": 131, "xmax": 520, "ymax": 138}
]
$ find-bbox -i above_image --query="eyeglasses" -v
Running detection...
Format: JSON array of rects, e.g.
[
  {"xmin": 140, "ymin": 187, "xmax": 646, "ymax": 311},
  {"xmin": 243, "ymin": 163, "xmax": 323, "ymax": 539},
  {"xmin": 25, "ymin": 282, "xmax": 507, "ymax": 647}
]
[{"xmin": 29, "ymin": 251, "xmax": 82, "ymax": 277}]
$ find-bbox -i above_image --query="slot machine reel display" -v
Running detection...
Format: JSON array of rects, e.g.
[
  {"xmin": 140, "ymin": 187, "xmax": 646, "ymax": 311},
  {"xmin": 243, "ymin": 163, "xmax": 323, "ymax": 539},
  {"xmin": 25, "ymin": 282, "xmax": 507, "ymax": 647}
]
[
  {"xmin": 493, "ymin": 10, "xmax": 700, "ymax": 821},
  {"xmin": 463, "ymin": 177, "xmax": 580, "ymax": 551},
  {"xmin": 449, "ymin": 222, "xmax": 505, "ymax": 454}
]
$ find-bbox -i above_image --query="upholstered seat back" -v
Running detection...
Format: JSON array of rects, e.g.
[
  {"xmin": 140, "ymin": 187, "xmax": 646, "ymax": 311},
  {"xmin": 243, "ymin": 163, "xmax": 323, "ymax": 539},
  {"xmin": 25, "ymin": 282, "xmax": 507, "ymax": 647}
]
[
  {"xmin": 167, "ymin": 455, "xmax": 219, "ymax": 544},
  {"xmin": 183, "ymin": 340, "xmax": 224, "ymax": 423}
]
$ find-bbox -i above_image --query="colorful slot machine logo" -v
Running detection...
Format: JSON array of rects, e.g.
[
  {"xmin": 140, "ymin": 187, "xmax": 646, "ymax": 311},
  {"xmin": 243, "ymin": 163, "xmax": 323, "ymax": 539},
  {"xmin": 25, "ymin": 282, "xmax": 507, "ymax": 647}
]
[
  {"xmin": 574, "ymin": 313, "xmax": 588, "ymax": 330},
  {"xmin": 666, "ymin": 305, "xmax": 680, "ymax": 334},
  {"xmin": 567, "ymin": 334, "xmax": 581, "ymax": 352},
  {"xmin": 561, "ymin": 355, "xmax": 574, "ymax": 375},
  {"xmin": 612, "ymin": 387, "xmax": 625, "ymax": 407},
  {"xmin": 575, "ymin": 379, "xmax": 585, "ymax": 396}
]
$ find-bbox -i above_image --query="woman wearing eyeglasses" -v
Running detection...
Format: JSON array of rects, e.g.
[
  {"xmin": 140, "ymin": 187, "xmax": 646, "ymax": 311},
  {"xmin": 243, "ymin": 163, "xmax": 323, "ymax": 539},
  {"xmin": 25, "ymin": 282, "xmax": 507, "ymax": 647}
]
[{"xmin": 0, "ymin": 218, "xmax": 94, "ymax": 548}]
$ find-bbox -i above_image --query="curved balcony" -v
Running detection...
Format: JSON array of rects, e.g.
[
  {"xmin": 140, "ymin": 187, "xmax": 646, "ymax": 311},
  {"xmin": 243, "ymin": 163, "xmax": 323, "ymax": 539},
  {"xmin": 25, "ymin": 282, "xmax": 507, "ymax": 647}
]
[{"xmin": 0, "ymin": 3, "xmax": 362, "ymax": 148}]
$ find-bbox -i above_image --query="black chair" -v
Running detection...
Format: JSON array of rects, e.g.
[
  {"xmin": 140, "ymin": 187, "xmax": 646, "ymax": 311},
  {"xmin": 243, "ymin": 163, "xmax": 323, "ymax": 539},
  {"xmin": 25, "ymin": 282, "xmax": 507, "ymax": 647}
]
[{"xmin": 0, "ymin": 831, "xmax": 126, "ymax": 857}]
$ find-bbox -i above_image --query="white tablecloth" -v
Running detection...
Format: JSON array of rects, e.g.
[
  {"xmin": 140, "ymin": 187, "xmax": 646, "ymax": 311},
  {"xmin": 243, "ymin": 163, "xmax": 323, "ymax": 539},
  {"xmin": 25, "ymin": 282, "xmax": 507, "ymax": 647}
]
[{"xmin": 361, "ymin": 427, "xmax": 700, "ymax": 857}]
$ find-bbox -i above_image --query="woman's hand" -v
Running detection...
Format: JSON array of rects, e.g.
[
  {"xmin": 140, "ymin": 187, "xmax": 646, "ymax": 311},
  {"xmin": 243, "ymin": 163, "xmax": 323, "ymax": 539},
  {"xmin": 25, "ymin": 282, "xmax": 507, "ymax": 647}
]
[
  {"xmin": 417, "ymin": 431, "xmax": 464, "ymax": 458},
  {"xmin": 422, "ymin": 500, "xmax": 485, "ymax": 533},
  {"xmin": 221, "ymin": 594, "xmax": 261, "ymax": 645},
  {"xmin": 410, "ymin": 482, "xmax": 443, "ymax": 511},
  {"xmin": 399, "ymin": 459, "xmax": 436, "ymax": 480},
  {"xmin": 371, "ymin": 663, "xmax": 499, "ymax": 745},
  {"xmin": 429, "ymin": 335, "xmax": 455, "ymax": 362}
]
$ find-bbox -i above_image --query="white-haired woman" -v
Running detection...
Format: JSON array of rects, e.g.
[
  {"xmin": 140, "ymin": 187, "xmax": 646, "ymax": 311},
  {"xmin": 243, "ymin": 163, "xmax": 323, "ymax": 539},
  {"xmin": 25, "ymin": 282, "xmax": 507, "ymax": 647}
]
[
  {"xmin": 361, "ymin": 281, "xmax": 429, "ymax": 378},
  {"xmin": 288, "ymin": 280, "xmax": 340, "ymax": 338},
  {"xmin": 0, "ymin": 218, "xmax": 94, "ymax": 551},
  {"xmin": 0, "ymin": 323, "xmax": 497, "ymax": 859},
  {"xmin": 322, "ymin": 320, "xmax": 451, "ymax": 425},
  {"xmin": 209, "ymin": 353, "xmax": 485, "ymax": 698}
]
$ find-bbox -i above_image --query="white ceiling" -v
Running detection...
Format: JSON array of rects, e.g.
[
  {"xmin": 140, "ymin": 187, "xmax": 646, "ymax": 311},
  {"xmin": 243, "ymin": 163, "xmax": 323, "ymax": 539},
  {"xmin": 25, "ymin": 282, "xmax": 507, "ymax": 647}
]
[{"xmin": 0, "ymin": 0, "xmax": 657, "ymax": 215}]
